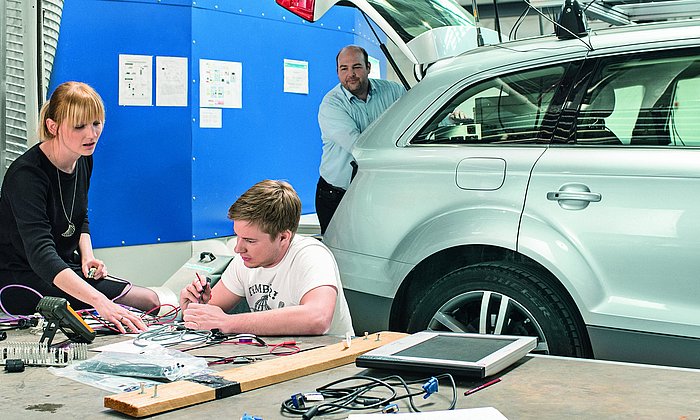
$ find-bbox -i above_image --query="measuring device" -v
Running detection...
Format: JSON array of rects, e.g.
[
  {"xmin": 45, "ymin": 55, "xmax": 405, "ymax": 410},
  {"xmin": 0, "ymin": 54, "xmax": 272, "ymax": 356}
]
[{"xmin": 35, "ymin": 296, "xmax": 96, "ymax": 347}]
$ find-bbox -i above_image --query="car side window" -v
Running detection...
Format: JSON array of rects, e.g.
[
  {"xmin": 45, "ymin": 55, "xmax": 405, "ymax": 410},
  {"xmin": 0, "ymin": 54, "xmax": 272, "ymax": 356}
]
[
  {"xmin": 575, "ymin": 50, "xmax": 700, "ymax": 146},
  {"xmin": 412, "ymin": 65, "xmax": 567, "ymax": 145}
]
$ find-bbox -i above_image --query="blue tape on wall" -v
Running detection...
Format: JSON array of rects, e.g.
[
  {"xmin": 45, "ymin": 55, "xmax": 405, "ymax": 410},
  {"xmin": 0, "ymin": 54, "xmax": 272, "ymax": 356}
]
[{"xmin": 49, "ymin": 0, "xmax": 387, "ymax": 247}]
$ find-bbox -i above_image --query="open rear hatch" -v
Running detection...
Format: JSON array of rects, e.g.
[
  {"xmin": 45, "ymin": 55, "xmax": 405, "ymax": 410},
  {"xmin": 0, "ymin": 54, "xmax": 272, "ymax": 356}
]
[{"xmin": 275, "ymin": 0, "xmax": 499, "ymax": 66}]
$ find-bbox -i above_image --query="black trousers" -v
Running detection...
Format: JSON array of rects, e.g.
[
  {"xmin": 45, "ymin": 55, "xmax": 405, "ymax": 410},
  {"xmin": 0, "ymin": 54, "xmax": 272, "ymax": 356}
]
[{"xmin": 315, "ymin": 176, "xmax": 346, "ymax": 235}]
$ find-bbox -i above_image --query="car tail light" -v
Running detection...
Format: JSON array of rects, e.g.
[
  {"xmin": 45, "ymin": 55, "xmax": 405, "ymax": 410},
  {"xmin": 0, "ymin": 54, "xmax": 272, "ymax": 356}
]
[{"xmin": 276, "ymin": 0, "xmax": 315, "ymax": 22}]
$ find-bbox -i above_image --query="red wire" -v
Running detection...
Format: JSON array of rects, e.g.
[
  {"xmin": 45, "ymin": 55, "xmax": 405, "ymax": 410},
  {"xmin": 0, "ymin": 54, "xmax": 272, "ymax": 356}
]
[
  {"xmin": 142, "ymin": 304, "xmax": 180, "ymax": 324},
  {"xmin": 268, "ymin": 341, "xmax": 300, "ymax": 356}
]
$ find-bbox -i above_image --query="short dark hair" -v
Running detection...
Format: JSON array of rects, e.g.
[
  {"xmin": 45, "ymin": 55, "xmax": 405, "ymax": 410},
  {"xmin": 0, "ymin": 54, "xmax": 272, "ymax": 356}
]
[
  {"xmin": 228, "ymin": 180, "xmax": 301, "ymax": 238},
  {"xmin": 336, "ymin": 45, "xmax": 369, "ymax": 67}
]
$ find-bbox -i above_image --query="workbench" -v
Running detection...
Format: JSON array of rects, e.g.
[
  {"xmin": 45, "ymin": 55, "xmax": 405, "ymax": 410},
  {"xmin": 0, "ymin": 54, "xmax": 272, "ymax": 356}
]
[{"xmin": 2, "ymin": 327, "xmax": 699, "ymax": 419}]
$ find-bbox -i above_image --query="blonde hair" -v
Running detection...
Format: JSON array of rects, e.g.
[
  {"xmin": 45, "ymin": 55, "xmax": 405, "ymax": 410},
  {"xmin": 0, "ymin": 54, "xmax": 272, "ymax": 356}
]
[
  {"xmin": 38, "ymin": 81, "xmax": 105, "ymax": 142},
  {"xmin": 228, "ymin": 180, "xmax": 302, "ymax": 238}
]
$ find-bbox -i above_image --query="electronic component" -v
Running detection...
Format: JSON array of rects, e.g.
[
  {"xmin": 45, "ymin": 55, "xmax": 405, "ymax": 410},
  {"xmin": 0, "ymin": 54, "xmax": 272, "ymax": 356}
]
[
  {"xmin": 4, "ymin": 359, "xmax": 24, "ymax": 373},
  {"xmin": 381, "ymin": 403, "xmax": 399, "ymax": 414},
  {"xmin": 356, "ymin": 332, "xmax": 536, "ymax": 377},
  {"xmin": 35, "ymin": 296, "xmax": 96, "ymax": 347},
  {"xmin": 1, "ymin": 342, "xmax": 89, "ymax": 366}
]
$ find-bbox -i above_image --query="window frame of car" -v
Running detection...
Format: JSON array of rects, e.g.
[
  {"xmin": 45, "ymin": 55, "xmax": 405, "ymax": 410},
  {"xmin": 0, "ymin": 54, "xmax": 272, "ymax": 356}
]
[
  {"xmin": 400, "ymin": 37, "xmax": 700, "ymax": 151},
  {"xmin": 405, "ymin": 59, "xmax": 586, "ymax": 147},
  {"xmin": 558, "ymin": 46, "xmax": 700, "ymax": 148}
]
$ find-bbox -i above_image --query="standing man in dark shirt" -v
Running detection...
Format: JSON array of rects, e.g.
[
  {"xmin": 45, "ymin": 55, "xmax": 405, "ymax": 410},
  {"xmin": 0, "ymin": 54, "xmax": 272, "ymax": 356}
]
[
  {"xmin": 316, "ymin": 45, "xmax": 405, "ymax": 234},
  {"xmin": 0, "ymin": 82, "xmax": 156, "ymax": 332}
]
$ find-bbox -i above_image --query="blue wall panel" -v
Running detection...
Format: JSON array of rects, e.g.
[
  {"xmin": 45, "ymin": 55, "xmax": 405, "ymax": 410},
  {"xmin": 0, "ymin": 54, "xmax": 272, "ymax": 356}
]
[
  {"xmin": 189, "ymin": 5, "xmax": 363, "ymax": 238},
  {"xmin": 50, "ymin": 0, "xmax": 386, "ymax": 247},
  {"xmin": 51, "ymin": 0, "xmax": 193, "ymax": 248}
]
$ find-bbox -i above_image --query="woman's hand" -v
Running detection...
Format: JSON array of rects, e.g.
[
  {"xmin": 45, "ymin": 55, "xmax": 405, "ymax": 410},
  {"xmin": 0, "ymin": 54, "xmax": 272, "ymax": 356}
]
[
  {"xmin": 93, "ymin": 298, "xmax": 148, "ymax": 333},
  {"xmin": 82, "ymin": 257, "xmax": 107, "ymax": 280}
]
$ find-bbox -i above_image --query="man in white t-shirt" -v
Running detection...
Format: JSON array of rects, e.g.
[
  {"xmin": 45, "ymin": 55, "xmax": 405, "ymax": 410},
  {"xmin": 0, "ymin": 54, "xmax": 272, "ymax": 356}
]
[{"xmin": 180, "ymin": 180, "xmax": 353, "ymax": 336}]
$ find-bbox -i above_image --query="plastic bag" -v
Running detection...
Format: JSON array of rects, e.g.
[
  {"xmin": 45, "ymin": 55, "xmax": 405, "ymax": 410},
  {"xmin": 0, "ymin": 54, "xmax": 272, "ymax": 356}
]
[{"xmin": 73, "ymin": 345, "xmax": 210, "ymax": 381}]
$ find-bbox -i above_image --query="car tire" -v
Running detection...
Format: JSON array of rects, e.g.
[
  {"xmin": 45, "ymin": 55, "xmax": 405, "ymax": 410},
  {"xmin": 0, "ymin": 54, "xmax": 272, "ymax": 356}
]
[{"xmin": 405, "ymin": 261, "xmax": 592, "ymax": 357}]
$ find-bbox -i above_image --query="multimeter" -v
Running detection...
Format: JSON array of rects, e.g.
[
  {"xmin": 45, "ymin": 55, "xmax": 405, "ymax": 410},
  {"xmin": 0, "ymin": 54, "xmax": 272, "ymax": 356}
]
[{"xmin": 36, "ymin": 296, "xmax": 96, "ymax": 347}]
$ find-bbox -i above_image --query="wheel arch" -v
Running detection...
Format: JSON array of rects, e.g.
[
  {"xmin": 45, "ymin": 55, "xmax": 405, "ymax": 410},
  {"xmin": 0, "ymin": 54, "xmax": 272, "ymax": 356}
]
[
  {"xmin": 388, "ymin": 244, "xmax": 519, "ymax": 330},
  {"xmin": 388, "ymin": 244, "xmax": 591, "ymax": 351},
  {"xmin": 517, "ymin": 212, "xmax": 609, "ymax": 326}
]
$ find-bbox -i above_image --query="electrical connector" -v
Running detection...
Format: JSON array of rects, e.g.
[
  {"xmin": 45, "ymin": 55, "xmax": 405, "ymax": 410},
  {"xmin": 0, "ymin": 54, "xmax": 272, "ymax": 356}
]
[
  {"xmin": 4, "ymin": 359, "xmax": 25, "ymax": 373},
  {"xmin": 17, "ymin": 317, "xmax": 39, "ymax": 329},
  {"xmin": 301, "ymin": 405, "xmax": 320, "ymax": 420},
  {"xmin": 381, "ymin": 403, "xmax": 399, "ymax": 413},
  {"xmin": 240, "ymin": 413, "xmax": 262, "ymax": 420},
  {"xmin": 291, "ymin": 393, "xmax": 306, "ymax": 409},
  {"xmin": 358, "ymin": 396, "xmax": 384, "ymax": 406},
  {"xmin": 210, "ymin": 329, "xmax": 227, "ymax": 341},
  {"xmin": 422, "ymin": 377, "xmax": 438, "ymax": 399}
]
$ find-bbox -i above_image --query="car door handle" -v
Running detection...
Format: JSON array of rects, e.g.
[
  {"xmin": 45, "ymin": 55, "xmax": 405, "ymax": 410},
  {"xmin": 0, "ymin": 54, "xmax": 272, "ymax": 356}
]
[
  {"xmin": 546, "ymin": 183, "xmax": 601, "ymax": 210},
  {"xmin": 546, "ymin": 191, "xmax": 601, "ymax": 202}
]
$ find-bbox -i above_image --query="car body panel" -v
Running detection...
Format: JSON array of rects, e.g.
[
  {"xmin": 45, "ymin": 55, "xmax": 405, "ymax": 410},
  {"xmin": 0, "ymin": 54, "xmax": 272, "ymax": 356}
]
[
  {"xmin": 522, "ymin": 147, "xmax": 700, "ymax": 338},
  {"xmin": 331, "ymin": 246, "xmax": 413, "ymax": 298},
  {"xmin": 306, "ymin": 0, "xmax": 700, "ymax": 365}
]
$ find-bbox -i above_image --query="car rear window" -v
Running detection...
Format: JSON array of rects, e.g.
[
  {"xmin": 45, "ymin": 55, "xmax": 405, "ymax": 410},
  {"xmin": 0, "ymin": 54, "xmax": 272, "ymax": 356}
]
[{"xmin": 412, "ymin": 64, "xmax": 567, "ymax": 146}]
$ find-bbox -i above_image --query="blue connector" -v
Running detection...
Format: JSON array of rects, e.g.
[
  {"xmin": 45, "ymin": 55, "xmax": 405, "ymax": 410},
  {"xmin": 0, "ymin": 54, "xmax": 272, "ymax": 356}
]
[
  {"xmin": 240, "ymin": 413, "xmax": 262, "ymax": 420},
  {"xmin": 422, "ymin": 377, "xmax": 439, "ymax": 399},
  {"xmin": 291, "ymin": 393, "xmax": 306, "ymax": 409}
]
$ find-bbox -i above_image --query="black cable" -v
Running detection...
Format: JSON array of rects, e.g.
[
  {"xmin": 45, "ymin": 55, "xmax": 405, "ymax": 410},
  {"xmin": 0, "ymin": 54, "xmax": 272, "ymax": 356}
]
[
  {"xmin": 280, "ymin": 373, "xmax": 457, "ymax": 419},
  {"xmin": 509, "ymin": 4, "xmax": 530, "ymax": 40},
  {"xmin": 133, "ymin": 323, "xmax": 212, "ymax": 347},
  {"xmin": 282, "ymin": 376, "xmax": 396, "ymax": 418}
]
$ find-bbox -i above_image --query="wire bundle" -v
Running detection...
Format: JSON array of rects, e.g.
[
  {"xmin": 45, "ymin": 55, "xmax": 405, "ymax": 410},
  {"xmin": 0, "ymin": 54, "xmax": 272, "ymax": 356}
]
[
  {"xmin": 0, "ymin": 274, "xmax": 180, "ymax": 335},
  {"xmin": 77, "ymin": 303, "xmax": 180, "ymax": 334},
  {"xmin": 181, "ymin": 333, "xmax": 302, "ymax": 365},
  {"xmin": 280, "ymin": 373, "xmax": 457, "ymax": 419}
]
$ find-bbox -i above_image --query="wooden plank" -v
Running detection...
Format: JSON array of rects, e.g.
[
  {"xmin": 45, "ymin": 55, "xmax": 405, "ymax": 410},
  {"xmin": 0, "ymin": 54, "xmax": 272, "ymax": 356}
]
[
  {"xmin": 104, "ymin": 331, "xmax": 407, "ymax": 417},
  {"xmin": 104, "ymin": 381, "xmax": 215, "ymax": 418}
]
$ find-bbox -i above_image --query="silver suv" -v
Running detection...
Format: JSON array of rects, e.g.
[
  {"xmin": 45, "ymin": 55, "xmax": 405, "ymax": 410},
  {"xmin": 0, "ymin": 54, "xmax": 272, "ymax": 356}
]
[{"xmin": 279, "ymin": 0, "xmax": 700, "ymax": 367}]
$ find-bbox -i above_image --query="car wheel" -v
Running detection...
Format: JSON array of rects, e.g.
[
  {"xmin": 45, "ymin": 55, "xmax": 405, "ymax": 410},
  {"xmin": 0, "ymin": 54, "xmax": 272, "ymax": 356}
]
[{"xmin": 406, "ymin": 261, "xmax": 591, "ymax": 357}]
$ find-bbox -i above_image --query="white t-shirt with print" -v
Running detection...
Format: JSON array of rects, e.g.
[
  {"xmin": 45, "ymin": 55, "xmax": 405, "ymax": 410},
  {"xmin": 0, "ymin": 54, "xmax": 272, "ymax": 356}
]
[{"xmin": 220, "ymin": 235, "xmax": 354, "ymax": 336}]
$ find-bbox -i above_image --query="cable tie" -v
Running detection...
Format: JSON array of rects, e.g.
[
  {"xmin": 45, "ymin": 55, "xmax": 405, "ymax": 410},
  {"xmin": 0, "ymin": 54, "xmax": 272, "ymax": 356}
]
[{"xmin": 422, "ymin": 377, "xmax": 438, "ymax": 399}]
